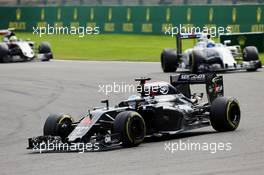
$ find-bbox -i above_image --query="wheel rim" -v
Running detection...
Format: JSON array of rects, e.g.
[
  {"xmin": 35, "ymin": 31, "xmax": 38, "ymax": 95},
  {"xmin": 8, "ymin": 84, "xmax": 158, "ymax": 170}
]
[
  {"xmin": 128, "ymin": 117, "xmax": 145, "ymax": 140},
  {"xmin": 227, "ymin": 102, "xmax": 240, "ymax": 128},
  {"xmin": 57, "ymin": 118, "xmax": 73, "ymax": 139}
]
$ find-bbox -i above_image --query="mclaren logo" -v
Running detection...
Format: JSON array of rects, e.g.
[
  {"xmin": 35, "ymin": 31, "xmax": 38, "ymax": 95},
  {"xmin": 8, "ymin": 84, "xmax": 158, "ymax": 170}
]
[{"xmin": 212, "ymin": 76, "xmax": 222, "ymax": 83}]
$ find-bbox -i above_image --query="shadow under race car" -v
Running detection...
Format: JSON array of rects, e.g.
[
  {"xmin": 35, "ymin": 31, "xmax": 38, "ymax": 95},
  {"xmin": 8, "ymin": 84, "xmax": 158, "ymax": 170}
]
[
  {"xmin": 28, "ymin": 74, "xmax": 241, "ymax": 151},
  {"xmin": 161, "ymin": 33, "xmax": 262, "ymax": 73},
  {"xmin": 0, "ymin": 29, "xmax": 53, "ymax": 63}
]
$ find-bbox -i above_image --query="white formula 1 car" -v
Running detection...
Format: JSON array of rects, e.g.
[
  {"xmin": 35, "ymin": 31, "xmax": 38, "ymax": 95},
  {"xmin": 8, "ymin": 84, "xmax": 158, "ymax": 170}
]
[
  {"xmin": 161, "ymin": 33, "xmax": 262, "ymax": 73},
  {"xmin": 0, "ymin": 29, "xmax": 53, "ymax": 63}
]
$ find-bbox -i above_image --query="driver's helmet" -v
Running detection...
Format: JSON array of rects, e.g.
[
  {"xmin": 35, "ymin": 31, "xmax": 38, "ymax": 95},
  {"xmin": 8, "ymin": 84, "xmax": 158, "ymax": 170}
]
[
  {"xmin": 207, "ymin": 40, "xmax": 215, "ymax": 48},
  {"xmin": 144, "ymin": 82, "xmax": 177, "ymax": 96},
  {"xmin": 9, "ymin": 35, "xmax": 18, "ymax": 42},
  {"xmin": 127, "ymin": 95, "xmax": 141, "ymax": 101}
]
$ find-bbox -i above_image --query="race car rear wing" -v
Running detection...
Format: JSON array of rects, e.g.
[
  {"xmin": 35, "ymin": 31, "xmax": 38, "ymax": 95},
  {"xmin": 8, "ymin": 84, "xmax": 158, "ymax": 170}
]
[
  {"xmin": 170, "ymin": 73, "xmax": 224, "ymax": 103},
  {"xmin": 176, "ymin": 33, "xmax": 201, "ymax": 56},
  {"xmin": 176, "ymin": 33, "xmax": 210, "ymax": 57}
]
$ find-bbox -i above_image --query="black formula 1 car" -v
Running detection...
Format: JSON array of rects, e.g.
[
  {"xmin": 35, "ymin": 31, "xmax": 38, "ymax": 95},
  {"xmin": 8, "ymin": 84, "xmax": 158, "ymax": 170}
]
[
  {"xmin": 161, "ymin": 33, "xmax": 262, "ymax": 73},
  {"xmin": 28, "ymin": 73, "xmax": 241, "ymax": 151},
  {"xmin": 0, "ymin": 29, "xmax": 53, "ymax": 63}
]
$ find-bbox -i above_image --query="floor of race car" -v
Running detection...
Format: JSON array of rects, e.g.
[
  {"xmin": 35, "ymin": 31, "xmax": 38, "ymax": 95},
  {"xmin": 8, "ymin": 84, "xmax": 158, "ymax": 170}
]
[{"xmin": 0, "ymin": 60, "xmax": 263, "ymax": 175}]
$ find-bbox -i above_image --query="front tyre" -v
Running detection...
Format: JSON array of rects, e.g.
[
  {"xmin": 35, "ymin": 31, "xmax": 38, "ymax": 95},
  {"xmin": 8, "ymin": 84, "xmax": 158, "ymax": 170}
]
[
  {"xmin": 210, "ymin": 97, "xmax": 241, "ymax": 132},
  {"xmin": 114, "ymin": 111, "xmax": 146, "ymax": 147},
  {"xmin": 190, "ymin": 50, "xmax": 204, "ymax": 74},
  {"xmin": 161, "ymin": 48, "xmax": 178, "ymax": 72},
  {"xmin": 43, "ymin": 113, "xmax": 74, "ymax": 140},
  {"xmin": 0, "ymin": 43, "xmax": 9, "ymax": 63},
  {"xmin": 39, "ymin": 42, "xmax": 53, "ymax": 61}
]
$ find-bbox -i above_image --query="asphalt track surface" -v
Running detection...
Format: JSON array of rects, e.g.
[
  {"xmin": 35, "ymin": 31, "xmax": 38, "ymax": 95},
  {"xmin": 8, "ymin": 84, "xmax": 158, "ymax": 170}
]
[{"xmin": 0, "ymin": 60, "xmax": 264, "ymax": 175}]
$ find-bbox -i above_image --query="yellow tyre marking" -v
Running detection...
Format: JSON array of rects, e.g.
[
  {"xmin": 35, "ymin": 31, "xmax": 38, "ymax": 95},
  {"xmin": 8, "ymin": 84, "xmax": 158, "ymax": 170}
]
[
  {"xmin": 226, "ymin": 100, "xmax": 239, "ymax": 129},
  {"xmin": 126, "ymin": 115, "xmax": 133, "ymax": 143},
  {"xmin": 58, "ymin": 114, "xmax": 73, "ymax": 124},
  {"xmin": 125, "ymin": 112, "xmax": 146, "ymax": 144}
]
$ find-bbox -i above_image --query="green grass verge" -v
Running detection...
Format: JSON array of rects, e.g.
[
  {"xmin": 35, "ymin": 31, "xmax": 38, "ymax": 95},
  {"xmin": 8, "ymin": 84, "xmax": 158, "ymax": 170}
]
[{"xmin": 11, "ymin": 33, "xmax": 264, "ymax": 63}]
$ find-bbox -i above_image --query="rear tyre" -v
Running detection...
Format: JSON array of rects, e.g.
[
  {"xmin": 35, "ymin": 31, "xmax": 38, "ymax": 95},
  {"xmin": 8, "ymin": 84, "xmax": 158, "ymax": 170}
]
[
  {"xmin": 210, "ymin": 97, "xmax": 240, "ymax": 132},
  {"xmin": 0, "ymin": 43, "xmax": 9, "ymax": 63},
  {"xmin": 190, "ymin": 50, "xmax": 204, "ymax": 74},
  {"xmin": 43, "ymin": 113, "xmax": 74, "ymax": 140},
  {"xmin": 113, "ymin": 111, "xmax": 146, "ymax": 147},
  {"xmin": 39, "ymin": 42, "xmax": 53, "ymax": 61},
  {"xmin": 243, "ymin": 46, "xmax": 261, "ymax": 71},
  {"xmin": 161, "ymin": 48, "xmax": 178, "ymax": 72}
]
